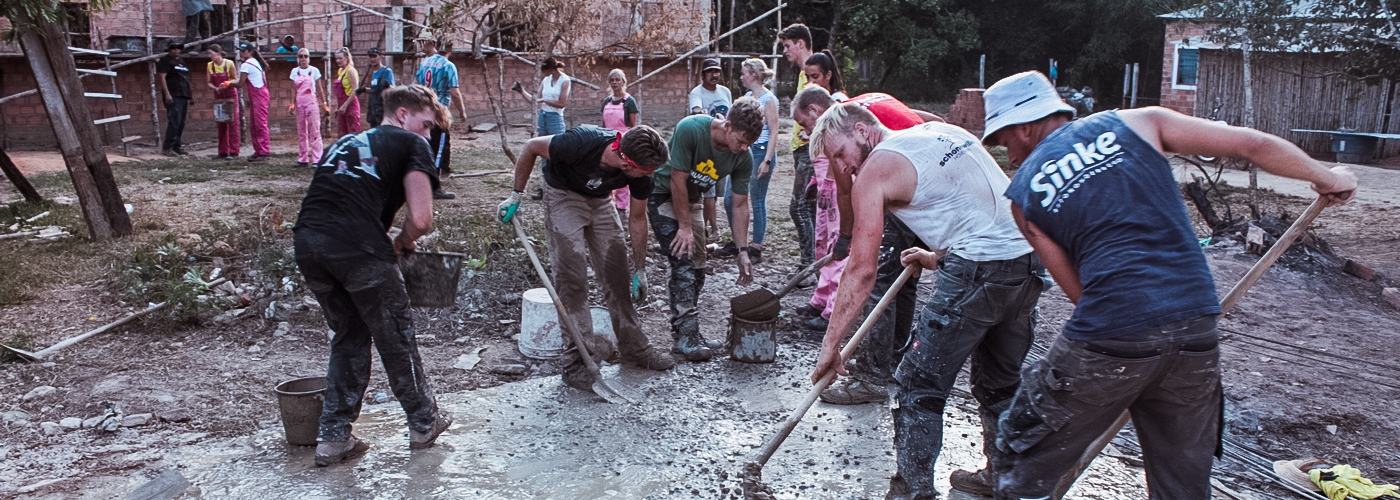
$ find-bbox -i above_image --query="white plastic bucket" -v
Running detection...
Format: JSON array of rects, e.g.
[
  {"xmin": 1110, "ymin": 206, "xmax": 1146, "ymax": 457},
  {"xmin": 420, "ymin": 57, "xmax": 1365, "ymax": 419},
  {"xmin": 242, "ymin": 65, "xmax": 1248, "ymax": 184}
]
[{"xmin": 518, "ymin": 288, "xmax": 619, "ymax": 359}]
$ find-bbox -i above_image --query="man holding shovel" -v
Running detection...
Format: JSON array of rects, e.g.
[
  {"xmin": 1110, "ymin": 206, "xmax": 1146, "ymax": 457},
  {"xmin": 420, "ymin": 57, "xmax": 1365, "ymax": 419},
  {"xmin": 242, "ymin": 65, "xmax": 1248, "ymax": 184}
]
[
  {"xmin": 808, "ymin": 104, "xmax": 1044, "ymax": 500},
  {"xmin": 982, "ymin": 70, "xmax": 1357, "ymax": 500},
  {"xmin": 498, "ymin": 125, "xmax": 677, "ymax": 392},
  {"xmin": 293, "ymin": 85, "xmax": 454, "ymax": 466},
  {"xmin": 650, "ymin": 97, "xmax": 765, "ymax": 361},
  {"xmin": 789, "ymin": 86, "xmax": 941, "ymax": 406}
]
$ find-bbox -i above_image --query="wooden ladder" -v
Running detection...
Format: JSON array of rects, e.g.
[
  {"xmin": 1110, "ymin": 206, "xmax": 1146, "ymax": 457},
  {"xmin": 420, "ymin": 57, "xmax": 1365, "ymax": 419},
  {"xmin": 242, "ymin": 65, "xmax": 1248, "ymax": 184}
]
[{"xmin": 71, "ymin": 46, "xmax": 137, "ymax": 156}]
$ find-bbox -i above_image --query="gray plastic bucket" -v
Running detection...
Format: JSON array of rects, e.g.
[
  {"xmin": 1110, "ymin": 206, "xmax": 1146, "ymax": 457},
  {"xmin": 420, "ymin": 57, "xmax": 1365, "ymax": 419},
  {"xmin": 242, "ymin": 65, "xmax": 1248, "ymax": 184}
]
[
  {"xmin": 728, "ymin": 316, "xmax": 778, "ymax": 363},
  {"xmin": 399, "ymin": 251, "xmax": 466, "ymax": 308},
  {"xmin": 274, "ymin": 377, "xmax": 326, "ymax": 446}
]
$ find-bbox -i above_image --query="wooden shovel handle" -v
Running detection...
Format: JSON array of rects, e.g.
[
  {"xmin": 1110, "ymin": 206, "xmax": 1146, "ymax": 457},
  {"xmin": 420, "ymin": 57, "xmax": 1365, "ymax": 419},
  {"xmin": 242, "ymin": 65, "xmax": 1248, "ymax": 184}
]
[
  {"xmin": 512, "ymin": 219, "xmax": 606, "ymax": 381},
  {"xmin": 753, "ymin": 264, "xmax": 918, "ymax": 467}
]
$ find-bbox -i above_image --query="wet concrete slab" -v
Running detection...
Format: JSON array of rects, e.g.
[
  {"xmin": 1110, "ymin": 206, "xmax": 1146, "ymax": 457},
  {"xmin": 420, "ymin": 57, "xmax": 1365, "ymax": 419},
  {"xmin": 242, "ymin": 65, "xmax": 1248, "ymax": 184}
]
[{"xmin": 171, "ymin": 343, "xmax": 1145, "ymax": 499}]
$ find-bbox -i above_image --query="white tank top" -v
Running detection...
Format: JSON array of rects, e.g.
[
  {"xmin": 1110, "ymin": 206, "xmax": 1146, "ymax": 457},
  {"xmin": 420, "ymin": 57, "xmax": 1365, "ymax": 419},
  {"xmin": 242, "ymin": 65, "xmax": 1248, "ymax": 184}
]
[
  {"xmin": 540, "ymin": 72, "xmax": 570, "ymax": 113},
  {"xmin": 878, "ymin": 122, "xmax": 1033, "ymax": 261}
]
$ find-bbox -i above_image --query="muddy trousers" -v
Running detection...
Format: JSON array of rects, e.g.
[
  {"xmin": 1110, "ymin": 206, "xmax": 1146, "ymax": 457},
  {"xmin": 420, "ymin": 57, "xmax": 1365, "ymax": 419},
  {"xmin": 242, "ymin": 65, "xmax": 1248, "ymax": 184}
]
[
  {"xmin": 294, "ymin": 230, "xmax": 438, "ymax": 443},
  {"xmin": 789, "ymin": 146, "xmax": 815, "ymax": 266},
  {"xmin": 849, "ymin": 215, "xmax": 925, "ymax": 386},
  {"xmin": 890, "ymin": 253, "xmax": 1043, "ymax": 499},
  {"xmin": 543, "ymin": 186, "xmax": 649, "ymax": 375},
  {"xmin": 994, "ymin": 315, "xmax": 1221, "ymax": 500},
  {"xmin": 647, "ymin": 194, "xmax": 708, "ymax": 344}
]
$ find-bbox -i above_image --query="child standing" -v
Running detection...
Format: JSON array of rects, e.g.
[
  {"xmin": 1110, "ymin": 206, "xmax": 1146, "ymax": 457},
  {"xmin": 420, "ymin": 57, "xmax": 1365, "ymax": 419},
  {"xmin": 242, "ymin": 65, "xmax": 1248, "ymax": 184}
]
[{"xmin": 290, "ymin": 48, "xmax": 327, "ymax": 167}]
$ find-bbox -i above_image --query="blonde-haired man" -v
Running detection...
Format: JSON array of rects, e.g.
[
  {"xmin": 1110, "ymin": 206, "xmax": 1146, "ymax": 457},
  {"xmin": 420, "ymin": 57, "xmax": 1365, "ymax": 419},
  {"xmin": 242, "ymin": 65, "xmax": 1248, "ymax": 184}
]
[{"xmin": 808, "ymin": 102, "xmax": 1044, "ymax": 500}]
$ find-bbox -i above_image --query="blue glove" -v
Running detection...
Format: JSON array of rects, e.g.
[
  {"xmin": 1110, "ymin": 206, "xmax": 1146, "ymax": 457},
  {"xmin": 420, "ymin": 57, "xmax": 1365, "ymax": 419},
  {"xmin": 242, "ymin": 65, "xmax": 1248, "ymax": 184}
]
[{"xmin": 497, "ymin": 191, "xmax": 522, "ymax": 224}]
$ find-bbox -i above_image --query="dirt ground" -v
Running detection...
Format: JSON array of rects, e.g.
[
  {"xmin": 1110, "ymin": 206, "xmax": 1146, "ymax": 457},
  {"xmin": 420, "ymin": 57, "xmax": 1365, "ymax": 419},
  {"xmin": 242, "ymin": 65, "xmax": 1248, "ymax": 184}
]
[{"xmin": 1, "ymin": 126, "xmax": 1398, "ymax": 499}]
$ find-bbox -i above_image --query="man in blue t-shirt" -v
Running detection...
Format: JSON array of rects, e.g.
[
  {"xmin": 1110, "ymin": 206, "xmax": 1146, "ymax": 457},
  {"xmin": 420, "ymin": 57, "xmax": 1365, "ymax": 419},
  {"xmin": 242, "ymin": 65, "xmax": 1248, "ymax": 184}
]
[
  {"xmin": 412, "ymin": 31, "xmax": 468, "ymax": 200},
  {"xmin": 982, "ymin": 71, "xmax": 1357, "ymax": 499}
]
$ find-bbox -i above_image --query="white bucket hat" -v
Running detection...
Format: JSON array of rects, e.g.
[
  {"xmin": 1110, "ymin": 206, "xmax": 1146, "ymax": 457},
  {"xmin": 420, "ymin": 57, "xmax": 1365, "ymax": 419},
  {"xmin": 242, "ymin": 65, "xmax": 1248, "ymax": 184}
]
[{"xmin": 982, "ymin": 70, "xmax": 1076, "ymax": 145}]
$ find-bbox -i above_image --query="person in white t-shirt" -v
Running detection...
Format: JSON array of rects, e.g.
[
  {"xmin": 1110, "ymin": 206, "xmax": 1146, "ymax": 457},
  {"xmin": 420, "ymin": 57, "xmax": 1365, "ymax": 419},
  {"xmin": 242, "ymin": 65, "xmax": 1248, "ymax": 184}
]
[
  {"xmin": 230, "ymin": 42, "xmax": 271, "ymax": 160},
  {"xmin": 688, "ymin": 58, "xmax": 732, "ymax": 117}
]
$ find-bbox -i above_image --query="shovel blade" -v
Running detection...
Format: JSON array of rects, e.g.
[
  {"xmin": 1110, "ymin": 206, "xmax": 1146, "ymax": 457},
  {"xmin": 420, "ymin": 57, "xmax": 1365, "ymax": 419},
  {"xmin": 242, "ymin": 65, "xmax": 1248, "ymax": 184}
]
[
  {"xmin": 592, "ymin": 378, "xmax": 641, "ymax": 404},
  {"xmin": 731, "ymin": 290, "xmax": 779, "ymax": 320},
  {"xmin": 0, "ymin": 344, "xmax": 38, "ymax": 363}
]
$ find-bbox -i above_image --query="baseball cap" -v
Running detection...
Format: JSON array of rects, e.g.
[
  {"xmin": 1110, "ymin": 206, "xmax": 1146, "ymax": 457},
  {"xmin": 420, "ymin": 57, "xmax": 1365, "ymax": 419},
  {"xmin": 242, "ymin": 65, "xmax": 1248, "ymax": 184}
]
[
  {"xmin": 367, "ymin": 46, "xmax": 381, "ymax": 55},
  {"xmin": 414, "ymin": 29, "xmax": 435, "ymax": 42},
  {"xmin": 237, "ymin": 42, "xmax": 253, "ymax": 52},
  {"xmin": 702, "ymin": 58, "xmax": 722, "ymax": 72},
  {"xmin": 167, "ymin": 41, "xmax": 183, "ymax": 51},
  {"xmin": 982, "ymin": 71, "xmax": 1076, "ymax": 146}
]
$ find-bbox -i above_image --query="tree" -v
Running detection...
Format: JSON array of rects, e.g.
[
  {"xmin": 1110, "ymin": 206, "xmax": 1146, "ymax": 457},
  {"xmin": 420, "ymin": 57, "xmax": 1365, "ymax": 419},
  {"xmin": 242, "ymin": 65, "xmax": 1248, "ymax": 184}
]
[
  {"xmin": 1309, "ymin": 0, "xmax": 1400, "ymax": 82},
  {"xmin": 2, "ymin": 0, "xmax": 132, "ymax": 240}
]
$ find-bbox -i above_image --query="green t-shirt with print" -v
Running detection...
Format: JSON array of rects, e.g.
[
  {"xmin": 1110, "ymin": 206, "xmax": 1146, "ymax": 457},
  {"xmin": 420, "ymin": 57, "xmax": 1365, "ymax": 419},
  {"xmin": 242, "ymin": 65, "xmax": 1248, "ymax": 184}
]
[{"xmin": 651, "ymin": 115, "xmax": 753, "ymax": 204}]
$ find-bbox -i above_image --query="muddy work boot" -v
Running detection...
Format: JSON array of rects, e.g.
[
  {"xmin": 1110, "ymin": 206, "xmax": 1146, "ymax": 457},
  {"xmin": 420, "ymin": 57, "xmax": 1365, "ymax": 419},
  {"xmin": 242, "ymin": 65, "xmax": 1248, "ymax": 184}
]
[
  {"xmin": 819, "ymin": 379, "xmax": 890, "ymax": 405},
  {"xmin": 671, "ymin": 333, "xmax": 713, "ymax": 362},
  {"xmin": 409, "ymin": 413, "xmax": 454, "ymax": 450},
  {"xmin": 562, "ymin": 335, "xmax": 616, "ymax": 392},
  {"xmin": 621, "ymin": 346, "xmax": 676, "ymax": 371},
  {"xmin": 315, "ymin": 435, "xmax": 370, "ymax": 466},
  {"xmin": 949, "ymin": 467, "xmax": 995, "ymax": 497}
]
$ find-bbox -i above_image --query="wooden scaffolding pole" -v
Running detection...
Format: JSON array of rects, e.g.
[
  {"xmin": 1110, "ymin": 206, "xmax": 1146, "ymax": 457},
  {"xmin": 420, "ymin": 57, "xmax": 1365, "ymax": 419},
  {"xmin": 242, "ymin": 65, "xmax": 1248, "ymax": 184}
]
[
  {"xmin": 145, "ymin": 0, "xmax": 160, "ymax": 146},
  {"xmin": 629, "ymin": 3, "xmax": 786, "ymax": 88}
]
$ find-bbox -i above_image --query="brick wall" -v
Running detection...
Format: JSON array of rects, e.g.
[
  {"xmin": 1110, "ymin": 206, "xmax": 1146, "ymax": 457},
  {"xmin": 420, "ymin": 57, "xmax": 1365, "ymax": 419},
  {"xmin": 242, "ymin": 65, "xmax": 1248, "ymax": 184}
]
[
  {"xmin": 0, "ymin": 53, "xmax": 704, "ymax": 149},
  {"xmin": 945, "ymin": 89, "xmax": 985, "ymax": 134},
  {"xmin": 1159, "ymin": 20, "xmax": 1213, "ymax": 116}
]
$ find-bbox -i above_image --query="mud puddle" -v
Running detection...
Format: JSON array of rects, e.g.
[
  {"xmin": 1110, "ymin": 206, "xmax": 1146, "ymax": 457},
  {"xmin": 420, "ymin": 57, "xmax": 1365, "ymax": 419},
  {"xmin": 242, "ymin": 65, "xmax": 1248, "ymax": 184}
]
[{"xmin": 171, "ymin": 344, "xmax": 1144, "ymax": 499}]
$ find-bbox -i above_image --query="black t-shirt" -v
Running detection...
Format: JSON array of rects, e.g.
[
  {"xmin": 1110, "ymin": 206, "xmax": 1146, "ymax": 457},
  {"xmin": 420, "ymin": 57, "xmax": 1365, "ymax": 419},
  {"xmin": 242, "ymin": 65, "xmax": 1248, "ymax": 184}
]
[
  {"xmin": 544, "ymin": 126, "xmax": 653, "ymax": 199},
  {"xmin": 293, "ymin": 125, "xmax": 441, "ymax": 259},
  {"xmin": 155, "ymin": 54, "xmax": 192, "ymax": 99}
]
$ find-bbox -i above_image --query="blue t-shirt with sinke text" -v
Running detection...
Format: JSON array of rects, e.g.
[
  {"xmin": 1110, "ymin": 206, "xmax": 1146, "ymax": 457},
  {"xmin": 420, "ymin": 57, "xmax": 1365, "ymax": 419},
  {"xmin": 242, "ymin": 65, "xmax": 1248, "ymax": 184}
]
[{"xmin": 1004, "ymin": 111, "xmax": 1220, "ymax": 341}]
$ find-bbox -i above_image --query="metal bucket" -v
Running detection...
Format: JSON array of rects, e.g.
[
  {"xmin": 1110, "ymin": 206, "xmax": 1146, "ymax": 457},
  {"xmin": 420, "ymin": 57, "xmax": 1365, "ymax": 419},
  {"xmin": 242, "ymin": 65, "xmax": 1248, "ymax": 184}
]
[
  {"xmin": 398, "ymin": 251, "xmax": 465, "ymax": 308},
  {"xmin": 213, "ymin": 99, "xmax": 234, "ymax": 123},
  {"xmin": 273, "ymin": 377, "xmax": 326, "ymax": 446},
  {"xmin": 728, "ymin": 315, "xmax": 779, "ymax": 363}
]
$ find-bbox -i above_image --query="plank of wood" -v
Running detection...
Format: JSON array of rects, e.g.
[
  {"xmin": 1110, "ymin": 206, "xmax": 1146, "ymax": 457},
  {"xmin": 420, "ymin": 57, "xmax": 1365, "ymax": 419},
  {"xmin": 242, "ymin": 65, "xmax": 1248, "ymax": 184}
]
[
  {"xmin": 68, "ymin": 46, "xmax": 110, "ymax": 55},
  {"xmin": 120, "ymin": 135, "xmax": 143, "ymax": 143},
  {"xmin": 83, "ymin": 92, "xmax": 122, "ymax": 99},
  {"xmin": 75, "ymin": 68, "xmax": 118, "ymax": 77},
  {"xmin": 93, "ymin": 115, "xmax": 131, "ymax": 125}
]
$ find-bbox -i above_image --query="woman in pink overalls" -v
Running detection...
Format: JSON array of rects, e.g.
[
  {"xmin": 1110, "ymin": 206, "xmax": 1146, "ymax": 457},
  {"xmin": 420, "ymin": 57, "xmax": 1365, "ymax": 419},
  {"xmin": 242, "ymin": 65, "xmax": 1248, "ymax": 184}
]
[
  {"xmin": 289, "ymin": 48, "xmax": 326, "ymax": 167},
  {"xmin": 332, "ymin": 48, "xmax": 361, "ymax": 136},
  {"xmin": 232, "ymin": 43, "xmax": 271, "ymax": 161},
  {"xmin": 600, "ymin": 69, "xmax": 640, "ymax": 212},
  {"xmin": 206, "ymin": 45, "xmax": 239, "ymax": 159}
]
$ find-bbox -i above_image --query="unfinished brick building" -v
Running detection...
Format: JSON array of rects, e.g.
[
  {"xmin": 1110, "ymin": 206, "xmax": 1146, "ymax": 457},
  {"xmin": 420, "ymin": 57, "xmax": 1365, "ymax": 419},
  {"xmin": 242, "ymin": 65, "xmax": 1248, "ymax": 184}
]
[{"xmin": 0, "ymin": 0, "xmax": 745, "ymax": 151}]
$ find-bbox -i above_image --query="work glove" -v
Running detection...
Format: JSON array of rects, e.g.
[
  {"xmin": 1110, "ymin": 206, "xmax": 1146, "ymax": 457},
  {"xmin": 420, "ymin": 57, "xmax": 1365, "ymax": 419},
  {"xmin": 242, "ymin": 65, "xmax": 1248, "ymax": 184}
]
[
  {"xmin": 630, "ymin": 272, "xmax": 649, "ymax": 304},
  {"xmin": 497, "ymin": 190, "xmax": 523, "ymax": 223},
  {"xmin": 218, "ymin": 81, "xmax": 231, "ymax": 89},
  {"xmin": 833, "ymin": 233, "xmax": 852, "ymax": 260},
  {"xmin": 322, "ymin": 103, "xmax": 331, "ymax": 113}
]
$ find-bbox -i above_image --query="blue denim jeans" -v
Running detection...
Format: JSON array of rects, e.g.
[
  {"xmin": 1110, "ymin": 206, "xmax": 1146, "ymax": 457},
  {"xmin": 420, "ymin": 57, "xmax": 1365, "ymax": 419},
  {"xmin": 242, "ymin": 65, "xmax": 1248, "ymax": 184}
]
[
  {"xmin": 537, "ymin": 109, "xmax": 565, "ymax": 135},
  {"xmin": 890, "ymin": 252, "xmax": 1044, "ymax": 498},
  {"xmin": 995, "ymin": 314, "xmax": 1222, "ymax": 500},
  {"xmin": 722, "ymin": 141, "xmax": 772, "ymax": 244},
  {"xmin": 294, "ymin": 230, "xmax": 439, "ymax": 443}
]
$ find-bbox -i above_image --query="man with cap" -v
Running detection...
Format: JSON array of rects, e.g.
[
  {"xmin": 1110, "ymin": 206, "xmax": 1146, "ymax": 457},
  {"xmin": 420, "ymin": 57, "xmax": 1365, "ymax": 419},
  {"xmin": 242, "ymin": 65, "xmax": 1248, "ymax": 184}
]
[
  {"xmin": 787, "ymin": 86, "xmax": 942, "ymax": 408},
  {"xmin": 497, "ymin": 124, "xmax": 678, "ymax": 392},
  {"xmin": 807, "ymin": 102, "xmax": 1044, "ymax": 500},
  {"xmin": 413, "ymin": 30, "xmax": 467, "ymax": 200},
  {"xmin": 688, "ymin": 58, "xmax": 732, "ymax": 117},
  {"xmin": 982, "ymin": 71, "xmax": 1357, "ymax": 499},
  {"xmin": 357, "ymin": 47, "xmax": 395, "ymax": 128},
  {"xmin": 155, "ymin": 41, "xmax": 193, "ymax": 157},
  {"xmin": 276, "ymin": 35, "xmax": 298, "ymax": 62}
]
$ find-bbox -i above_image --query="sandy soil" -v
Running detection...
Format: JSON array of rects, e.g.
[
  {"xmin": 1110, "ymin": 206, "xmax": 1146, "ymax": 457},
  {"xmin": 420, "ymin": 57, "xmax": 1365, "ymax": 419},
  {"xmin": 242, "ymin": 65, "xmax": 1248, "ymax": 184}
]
[{"xmin": 1, "ymin": 131, "xmax": 1398, "ymax": 499}]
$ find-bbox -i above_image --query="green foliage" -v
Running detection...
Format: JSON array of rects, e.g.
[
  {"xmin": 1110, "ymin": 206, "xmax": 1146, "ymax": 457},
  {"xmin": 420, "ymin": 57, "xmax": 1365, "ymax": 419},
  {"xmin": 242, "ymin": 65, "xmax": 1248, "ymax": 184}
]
[
  {"xmin": 0, "ymin": 0, "xmax": 118, "ymax": 42},
  {"xmin": 119, "ymin": 238, "xmax": 219, "ymax": 322}
]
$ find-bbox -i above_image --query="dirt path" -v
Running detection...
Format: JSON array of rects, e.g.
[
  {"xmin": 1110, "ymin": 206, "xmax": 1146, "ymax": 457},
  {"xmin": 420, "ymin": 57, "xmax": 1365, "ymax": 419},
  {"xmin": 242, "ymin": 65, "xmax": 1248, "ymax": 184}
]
[{"xmin": 2, "ymin": 134, "xmax": 1398, "ymax": 498}]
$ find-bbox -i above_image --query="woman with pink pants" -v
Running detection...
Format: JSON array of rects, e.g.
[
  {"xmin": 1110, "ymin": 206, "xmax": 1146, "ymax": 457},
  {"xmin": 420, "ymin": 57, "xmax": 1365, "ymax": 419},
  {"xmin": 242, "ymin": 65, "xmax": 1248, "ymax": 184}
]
[
  {"xmin": 233, "ymin": 43, "xmax": 271, "ymax": 161},
  {"xmin": 289, "ymin": 48, "xmax": 326, "ymax": 167}
]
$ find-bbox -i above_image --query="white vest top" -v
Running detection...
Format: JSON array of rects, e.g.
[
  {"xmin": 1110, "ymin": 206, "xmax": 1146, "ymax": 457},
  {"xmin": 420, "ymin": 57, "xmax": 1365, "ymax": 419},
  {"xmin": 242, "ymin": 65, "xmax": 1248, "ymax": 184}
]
[{"xmin": 878, "ymin": 122, "xmax": 1033, "ymax": 261}]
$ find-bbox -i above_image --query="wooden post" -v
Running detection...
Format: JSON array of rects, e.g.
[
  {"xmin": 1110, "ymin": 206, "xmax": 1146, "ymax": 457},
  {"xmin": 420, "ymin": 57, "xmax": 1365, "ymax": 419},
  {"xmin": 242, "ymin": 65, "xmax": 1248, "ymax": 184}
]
[
  {"xmin": 146, "ymin": 0, "xmax": 161, "ymax": 147},
  {"xmin": 0, "ymin": 147, "xmax": 43, "ymax": 204}
]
